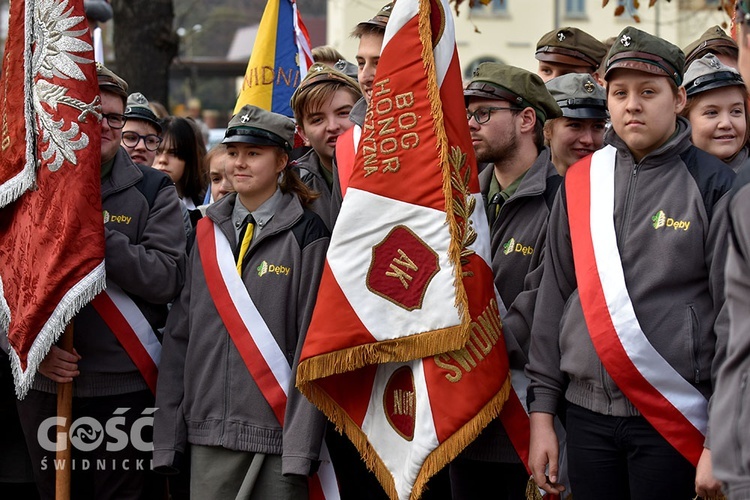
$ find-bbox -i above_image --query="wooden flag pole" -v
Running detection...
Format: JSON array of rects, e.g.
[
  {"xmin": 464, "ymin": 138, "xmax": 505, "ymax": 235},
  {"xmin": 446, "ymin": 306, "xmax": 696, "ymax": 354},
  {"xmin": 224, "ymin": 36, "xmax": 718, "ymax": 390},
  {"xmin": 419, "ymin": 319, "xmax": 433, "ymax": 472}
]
[{"xmin": 55, "ymin": 322, "xmax": 74, "ymax": 500}]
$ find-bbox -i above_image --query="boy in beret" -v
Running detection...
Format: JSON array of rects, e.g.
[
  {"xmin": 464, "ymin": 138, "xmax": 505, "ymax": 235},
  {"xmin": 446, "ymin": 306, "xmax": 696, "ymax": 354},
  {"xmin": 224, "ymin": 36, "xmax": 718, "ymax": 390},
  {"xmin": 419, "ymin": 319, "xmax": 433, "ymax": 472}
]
[
  {"xmin": 683, "ymin": 25, "xmax": 738, "ymax": 70},
  {"xmin": 290, "ymin": 62, "xmax": 362, "ymax": 230},
  {"xmin": 708, "ymin": 2, "xmax": 750, "ymax": 497},
  {"xmin": 535, "ymin": 27, "xmax": 608, "ymax": 83},
  {"xmin": 16, "ymin": 63, "xmax": 186, "ymax": 500},
  {"xmin": 122, "ymin": 92, "xmax": 163, "ymax": 167},
  {"xmin": 527, "ymin": 26, "xmax": 734, "ymax": 499},
  {"xmin": 456, "ymin": 62, "xmax": 562, "ymax": 499},
  {"xmin": 153, "ymin": 105, "xmax": 330, "ymax": 499},
  {"xmin": 544, "ymin": 73, "xmax": 609, "ymax": 175}
]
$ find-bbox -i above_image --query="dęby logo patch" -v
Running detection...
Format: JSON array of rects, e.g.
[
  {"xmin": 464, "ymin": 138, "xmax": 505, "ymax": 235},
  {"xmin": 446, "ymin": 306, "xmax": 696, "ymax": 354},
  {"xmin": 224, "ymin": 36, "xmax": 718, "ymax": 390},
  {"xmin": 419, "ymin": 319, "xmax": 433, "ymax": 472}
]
[
  {"xmin": 651, "ymin": 210, "xmax": 690, "ymax": 231},
  {"xmin": 502, "ymin": 237, "xmax": 534, "ymax": 256},
  {"xmin": 103, "ymin": 209, "xmax": 132, "ymax": 225},
  {"xmin": 256, "ymin": 260, "xmax": 291, "ymax": 277}
]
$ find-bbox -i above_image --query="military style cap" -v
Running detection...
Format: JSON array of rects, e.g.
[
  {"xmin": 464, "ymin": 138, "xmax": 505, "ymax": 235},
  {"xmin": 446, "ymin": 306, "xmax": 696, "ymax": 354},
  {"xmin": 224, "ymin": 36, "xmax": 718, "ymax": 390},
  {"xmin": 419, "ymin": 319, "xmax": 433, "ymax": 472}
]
[
  {"xmin": 545, "ymin": 73, "xmax": 608, "ymax": 120},
  {"xmin": 124, "ymin": 93, "xmax": 162, "ymax": 133},
  {"xmin": 683, "ymin": 54, "xmax": 744, "ymax": 97},
  {"xmin": 684, "ymin": 26, "xmax": 738, "ymax": 68},
  {"xmin": 96, "ymin": 63, "xmax": 128, "ymax": 99},
  {"xmin": 223, "ymin": 105, "xmax": 295, "ymax": 151},
  {"xmin": 604, "ymin": 27, "xmax": 685, "ymax": 86},
  {"xmin": 290, "ymin": 62, "xmax": 361, "ymax": 111},
  {"xmin": 356, "ymin": 2, "xmax": 394, "ymax": 31},
  {"xmin": 333, "ymin": 58, "xmax": 359, "ymax": 81},
  {"xmin": 535, "ymin": 27, "xmax": 608, "ymax": 70},
  {"xmin": 464, "ymin": 62, "xmax": 562, "ymax": 123}
]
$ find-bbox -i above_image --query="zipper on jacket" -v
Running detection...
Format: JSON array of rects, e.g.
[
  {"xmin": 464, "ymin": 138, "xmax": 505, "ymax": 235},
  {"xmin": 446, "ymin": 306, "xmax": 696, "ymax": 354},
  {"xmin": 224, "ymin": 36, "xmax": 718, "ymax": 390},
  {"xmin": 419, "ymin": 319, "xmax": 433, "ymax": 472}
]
[
  {"xmin": 617, "ymin": 161, "xmax": 640, "ymax": 248},
  {"xmin": 688, "ymin": 305, "xmax": 701, "ymax": 384},
  {"xmin": 736, "ymin": 372, "xmax": 749, "ymax": 475}
]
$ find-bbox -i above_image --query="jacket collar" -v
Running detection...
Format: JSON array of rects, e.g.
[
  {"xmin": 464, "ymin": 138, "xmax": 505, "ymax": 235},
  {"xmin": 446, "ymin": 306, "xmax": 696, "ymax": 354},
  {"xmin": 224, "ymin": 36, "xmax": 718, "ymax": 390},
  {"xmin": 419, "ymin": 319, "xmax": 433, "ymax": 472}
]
[
  {"xmin": 101, "ymin": 148, "xmax": 144, "ymax": 199},
  {"xmin": 479, "ymin": 147, "xmax": 557, "ymax": 201},
  {"xmin": 604, "ymin": 115, "xmax": 693, "ymax": 168},
  {"xmin": 349, "ymin": 97, "xmax": 367, "ymax": 128}
]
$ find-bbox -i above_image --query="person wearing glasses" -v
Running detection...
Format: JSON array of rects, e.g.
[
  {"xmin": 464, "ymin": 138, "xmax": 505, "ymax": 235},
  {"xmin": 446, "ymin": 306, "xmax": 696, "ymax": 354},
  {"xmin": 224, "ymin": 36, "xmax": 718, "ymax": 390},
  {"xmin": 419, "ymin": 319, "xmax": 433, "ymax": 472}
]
[
  {"xmin": 15, "ymin": 63, "xmax": 186, "ymax": 500},
  {"xmin": 451, "ymin": 62, "xmax": 562, "ymax": 500},
  {"xmin": 122, "ymin": 92, "xmax": 163, "ymax": 167}
]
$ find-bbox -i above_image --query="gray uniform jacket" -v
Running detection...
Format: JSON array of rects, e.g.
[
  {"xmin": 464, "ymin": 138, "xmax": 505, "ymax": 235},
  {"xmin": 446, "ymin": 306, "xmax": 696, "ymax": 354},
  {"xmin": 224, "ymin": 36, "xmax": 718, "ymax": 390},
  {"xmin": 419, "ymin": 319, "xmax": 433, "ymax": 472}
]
[
  {"xmin": 460, "ymin": 149, "xmax": 560, "ymax": 463},
  {"xmin": 152, "ymin": 191, "xmax": 330, "ymax": 477},
  {"xmin": 31, "ymin": 148, "xmax": 187, "ymax": 397},
  {"xmin": 710, "ymin": 166, "xmax": 750, "ymax": 499},
  {"xmin": 527, "ymin": 118, "xmax": 734, "ymax": 421},
  {"xmin": 294, "ymin": 149, "xmax": 334, "ymax": 231}
]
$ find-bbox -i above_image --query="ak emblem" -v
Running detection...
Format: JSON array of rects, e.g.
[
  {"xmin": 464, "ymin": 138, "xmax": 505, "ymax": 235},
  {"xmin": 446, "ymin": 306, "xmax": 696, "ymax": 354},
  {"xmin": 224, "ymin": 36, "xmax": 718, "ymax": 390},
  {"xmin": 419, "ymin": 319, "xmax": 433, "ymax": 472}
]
[
  {"xmin": 367, "ymin": 225, "xmax": 439, "ymax": 311},
  {"xmin": 384, "ymin": 366, "xmax": 416, "ymax": 441}
]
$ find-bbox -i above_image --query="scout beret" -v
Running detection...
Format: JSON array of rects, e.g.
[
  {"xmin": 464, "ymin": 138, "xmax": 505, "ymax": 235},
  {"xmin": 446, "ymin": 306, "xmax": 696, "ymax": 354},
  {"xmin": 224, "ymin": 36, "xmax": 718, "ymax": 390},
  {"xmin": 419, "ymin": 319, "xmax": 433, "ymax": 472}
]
[
  {"xmin": 96, "ymin": 63, "xmax": 128, "ymax": 99},
  {"xmin": 290, "ymin": 62, "xmax": 362, "ymax": 111},
  {"xmin": 545, "ymin": 73, "xmax": 608, "ymax": 120},
  {"xmin": 683, "ymin": 54, "xmax": 744, "ymax": 97},
  {"xmin": 604, "ymin": 26, "xmax": 685, "ymax": 86},
  {"xmin": 464, "ymin": 62, "xmax": 562, "ymax": 123},
  {"xmin": 356, "ymin": 2, "xmax": 393, "ymax": 31},
  {"xmin": 535, "ymin": 27, "xmax": 608, "ymax": 70},
  {"xmin": 223, "ymin": 105, "xmax": 295, "ymax": 151},
  {"xmin": 684, "ymin": 26, "xmax": 738, "ymax": 68},
  {"xmin": 124, "ymin": 93, "xmax": 162, "ymax": 133}
]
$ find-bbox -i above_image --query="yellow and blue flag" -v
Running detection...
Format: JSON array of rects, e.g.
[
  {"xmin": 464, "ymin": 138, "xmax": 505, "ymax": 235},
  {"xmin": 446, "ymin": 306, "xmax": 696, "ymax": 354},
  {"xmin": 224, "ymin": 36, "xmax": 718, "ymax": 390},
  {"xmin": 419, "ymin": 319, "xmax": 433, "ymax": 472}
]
[{"xmin": 234, "ymin": 0, "xmax": 313, "ymax": 117}]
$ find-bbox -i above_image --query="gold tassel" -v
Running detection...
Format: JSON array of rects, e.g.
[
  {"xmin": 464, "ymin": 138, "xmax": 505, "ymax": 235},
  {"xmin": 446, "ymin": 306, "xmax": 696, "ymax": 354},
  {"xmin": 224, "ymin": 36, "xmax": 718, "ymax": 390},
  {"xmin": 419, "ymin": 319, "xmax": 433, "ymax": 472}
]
[{"xmin": 525, "ymin": 476, "xmax": 544, "ymax": 500}]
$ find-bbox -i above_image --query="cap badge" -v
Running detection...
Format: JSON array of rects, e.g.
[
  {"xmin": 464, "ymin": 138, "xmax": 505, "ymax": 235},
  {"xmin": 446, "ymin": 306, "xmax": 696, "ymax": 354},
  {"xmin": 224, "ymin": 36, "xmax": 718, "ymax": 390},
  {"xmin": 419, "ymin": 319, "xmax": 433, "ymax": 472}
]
[
  {"xmin": 240, "ymin": 113, "xmax": 251, "ymax": 123},
  {"xmin": 584, "ymin": 80, "xmax": 595, "ymax": 93},
  {"xmin": 620, "ymin": 34, "xmax": 632, "ymax": 47},
  {"xmin": 313, "ymin": 65, "xmax": 324, "ymax": 72},
  {"xmin": 708, "ymin": 57, "xmax": 721, "ymax": 69},
  {"xmin": 557, "ymin": 32, "xmax": 566, "ymax": 42},
  {"xmin": 383, "ymin": 4, "xmax": 392, "ymax": 11},
  {"xmin": 133, "ymin": 94, "xmax": 147, "ymax": 104}
]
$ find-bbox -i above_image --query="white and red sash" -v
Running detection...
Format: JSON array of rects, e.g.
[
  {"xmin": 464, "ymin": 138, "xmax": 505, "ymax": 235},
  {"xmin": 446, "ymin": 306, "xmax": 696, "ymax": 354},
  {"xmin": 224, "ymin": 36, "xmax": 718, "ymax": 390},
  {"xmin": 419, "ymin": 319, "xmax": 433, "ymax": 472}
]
[
  {"xmin": 196, "ymin": 218, "xmax": 339, "ymax": 499},
  {"xmin": 333, "ymin": 124, "xmax": 361, "ymax": 198},
  {"xmin": 91, "ymin": 282, "xmax": 161, "ymax": 394},
  {"xmin": 567, "ymin": 146, "xmax": 707, "ymax": 466}
]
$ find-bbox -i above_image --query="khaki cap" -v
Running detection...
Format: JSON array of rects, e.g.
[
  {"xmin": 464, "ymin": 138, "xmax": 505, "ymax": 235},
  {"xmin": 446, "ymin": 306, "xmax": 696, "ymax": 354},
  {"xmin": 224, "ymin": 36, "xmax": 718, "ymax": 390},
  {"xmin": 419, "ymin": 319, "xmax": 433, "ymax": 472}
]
[
  {"xmin": 545, "ymin": 73, "xmax": 608, "ymax": 120},
  {"xmin": 124, "ymin": 93, "xmax": 162, "ymax": 133},
  {"xmin": 535, "ymin": 27, "xmax": 607, "ymax": 69},
  {"xmin": 356, "ymin": 2, "xmax": 393, "ymax": 31},
  {"xmin": 223, "ymin": 105, "xmax": 295, "ymax": 151},
  {"xmin": 684, "ymin": 26, "xmax": 738, "ymax": 68},
  {"xmin": 464, "ymin": 62, "xmax": 562, "ymax": 123},
  {"xmin": 290, "ymin": 63, "xmax": 361, "ymax": 111},
  {"xmin": 683, "ymin": 54, "xmax": 744, "ymax": 97},
  {"xmin": 604, "ymin": 26, "xmax": 685, "ymax": 86},
  {"xmin": 96, "ymin": 62, "xmax": 128, "ymax": 99}
]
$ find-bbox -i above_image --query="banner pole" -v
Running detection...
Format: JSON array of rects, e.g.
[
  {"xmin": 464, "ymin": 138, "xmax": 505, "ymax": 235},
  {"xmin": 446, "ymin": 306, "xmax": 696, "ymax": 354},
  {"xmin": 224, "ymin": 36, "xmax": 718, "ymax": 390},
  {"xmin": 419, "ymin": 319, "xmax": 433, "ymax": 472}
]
[{"xmin": 55, "ymin": 322, "xmax": 74, "ymax": 500}]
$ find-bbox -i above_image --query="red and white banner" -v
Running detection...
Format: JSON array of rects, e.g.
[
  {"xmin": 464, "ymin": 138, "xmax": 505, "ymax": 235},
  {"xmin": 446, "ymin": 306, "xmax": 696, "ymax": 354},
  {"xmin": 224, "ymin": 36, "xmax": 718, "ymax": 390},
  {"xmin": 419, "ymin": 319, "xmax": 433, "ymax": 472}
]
[
  {"xmin": 297, "ymin": 1, "xmax": 512, "ymax": 497},
  {"xmin": 196, "ymin": 219, "xmax": 339, "ymax": 500},
  {"xmin": 567, "ymin": 145, "xmax": 708, "ymax": 465},
  {"xmin": 0, "ymin": 0, "xmax": 105, "ymax": 397}
]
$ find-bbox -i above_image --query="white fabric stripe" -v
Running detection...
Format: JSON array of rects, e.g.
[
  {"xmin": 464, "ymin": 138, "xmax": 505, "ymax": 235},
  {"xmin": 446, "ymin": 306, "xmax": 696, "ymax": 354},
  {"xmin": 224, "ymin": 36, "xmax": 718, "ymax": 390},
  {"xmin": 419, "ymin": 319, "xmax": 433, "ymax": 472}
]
[
  {"xmin": 212, "ymin": 224, "xmax": 291, "ymax": 395},
  {"xmin": 352, "ymin": 124, "xmax": 362, "ymax": 151},
  {"xmin": 382, "ymin": 1, "xmax": 418, "ymax": 49},
  {"xmin": 105, "ymin": 281, "xmax": 161, "ymax": 367},
  {"xmin": 316, "ymin": 442, "xmax": 340, "ymax": 499},
  {"xmin": 433, "ymin": 0, "xmax": 455, "ymax": 88},
  {"xmin": 588, "ymin": 146, "xmax": 707, "ymax": 433}
]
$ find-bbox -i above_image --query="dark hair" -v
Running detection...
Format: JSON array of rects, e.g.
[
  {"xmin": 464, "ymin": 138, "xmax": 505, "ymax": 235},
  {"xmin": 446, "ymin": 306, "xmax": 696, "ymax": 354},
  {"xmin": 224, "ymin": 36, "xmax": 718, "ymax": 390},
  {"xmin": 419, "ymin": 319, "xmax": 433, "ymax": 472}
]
[
  {"xmin": 160, "ymin": 116, "xmax": 207, "ymax": 205},
  {"xmin": 275, "ymin": 148, "xmax": 319, "ymax": 207}
]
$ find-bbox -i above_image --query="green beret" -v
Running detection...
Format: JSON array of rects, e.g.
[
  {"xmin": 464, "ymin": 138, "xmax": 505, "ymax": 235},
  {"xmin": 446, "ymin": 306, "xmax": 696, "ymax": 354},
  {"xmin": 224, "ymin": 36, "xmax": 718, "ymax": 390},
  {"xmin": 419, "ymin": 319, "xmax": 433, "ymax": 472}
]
[
  {"xmin": 684, "ymin": 54, "xmax": 744, "ymax": 98},
  {"xmin": 223, "ymin": 105, "xmax": 295, "ymax": 151},
  {"xmin": 683, "ymin": 26, "xmax": 737, "ymax": 68},
  {"xmin": 96, "ymin": 63, "xmax": 128, "ymax": 99},
  {"xmin": 545, "ymin": 73, "xmax": 608, "ymax": 120},
  {"xmin": 464, "ymin": 62, "xmax": 562, "ymax": 123},
  {"xmin": 604, "ymin": 27, "xmax": 685, "ymax": 86},
  {"xmin": 290, "ymin": 62, "xmax": 361, "ymax": 112},
  {"xmin": 535, "ymin": 27, "xmax": 607, "ymax": 70}
]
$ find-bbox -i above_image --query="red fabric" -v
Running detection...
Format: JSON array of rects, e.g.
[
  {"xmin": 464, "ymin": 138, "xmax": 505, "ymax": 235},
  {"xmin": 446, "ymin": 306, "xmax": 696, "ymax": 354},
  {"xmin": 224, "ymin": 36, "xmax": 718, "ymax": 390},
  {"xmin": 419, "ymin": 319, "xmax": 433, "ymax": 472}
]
[
  {"xmin": 334, "ymin": 127, "xmax": 355, "ymax": 197},
  {"xmin": 0, "ymin": 0, "xmax": 105, "ymax": 396},
  {"xmin": 566, "ymin": 158, "xmax": 705, "ymax": 466},
  {"xmin": 91, "ymin": 293, "xmax": 159, "ymax": 394}
]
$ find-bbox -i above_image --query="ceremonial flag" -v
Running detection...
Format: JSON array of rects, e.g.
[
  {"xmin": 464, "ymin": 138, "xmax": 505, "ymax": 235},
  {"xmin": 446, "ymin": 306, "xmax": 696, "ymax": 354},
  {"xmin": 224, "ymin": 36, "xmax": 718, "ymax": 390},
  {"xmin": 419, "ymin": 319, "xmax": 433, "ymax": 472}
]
[
  {"xmin": 234, "ymin": 0, "xmax": 313, "ymax": 116},
  {"xmin": 297, "ymin": 0, "xmax": 512, "ymax": 497},
  {"xmin": 0, "ymin": 0, "xmax": 105, "ymax": 397}
]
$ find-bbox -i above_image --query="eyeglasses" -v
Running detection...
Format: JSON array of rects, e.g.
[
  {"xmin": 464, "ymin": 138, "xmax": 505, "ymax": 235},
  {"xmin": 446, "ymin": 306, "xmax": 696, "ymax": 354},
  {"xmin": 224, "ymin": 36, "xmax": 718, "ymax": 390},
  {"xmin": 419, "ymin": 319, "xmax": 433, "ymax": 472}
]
[
  {"xmin": 122, "ymin": 131, "xmax": 163, "ymax": 151},
  {"xmin": 466, "ymin": 106, "xmax": 517, "ymax": 125},
  {"xmin": 102, "ymin": 113, "xmax": 127, "ymax": 129}
]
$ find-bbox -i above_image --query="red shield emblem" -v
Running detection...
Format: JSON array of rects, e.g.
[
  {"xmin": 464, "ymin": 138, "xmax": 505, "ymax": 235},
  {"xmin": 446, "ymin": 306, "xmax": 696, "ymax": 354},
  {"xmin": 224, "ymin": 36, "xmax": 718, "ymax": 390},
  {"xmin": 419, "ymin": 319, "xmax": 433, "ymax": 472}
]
[{"xmin": 384, "ymin": 366, "xmax": 416, "ymax": 441}]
